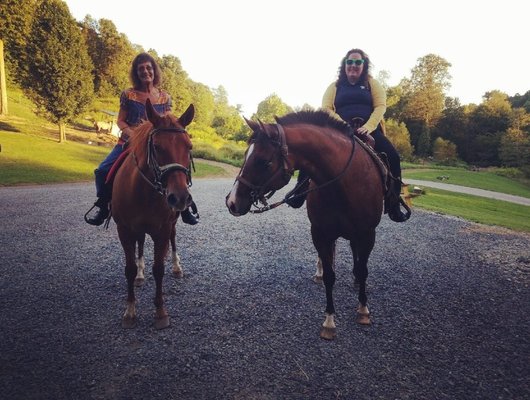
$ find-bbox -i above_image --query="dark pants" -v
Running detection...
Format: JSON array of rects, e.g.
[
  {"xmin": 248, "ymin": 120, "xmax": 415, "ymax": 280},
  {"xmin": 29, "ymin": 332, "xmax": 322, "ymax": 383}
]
[
  {"xmin": 372, "ymin": 127, "xmax": 401, "ymax": 179},
  {"xmin": 94, "ymin": 143, "xmax": 124, "ymax": 200}
]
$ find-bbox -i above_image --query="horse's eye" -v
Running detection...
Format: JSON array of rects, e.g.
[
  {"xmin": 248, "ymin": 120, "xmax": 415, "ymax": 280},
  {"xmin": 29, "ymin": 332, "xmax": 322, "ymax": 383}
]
[{"xmin": 256, "ymin": 159, "xmax": 272, "ymax": 170}]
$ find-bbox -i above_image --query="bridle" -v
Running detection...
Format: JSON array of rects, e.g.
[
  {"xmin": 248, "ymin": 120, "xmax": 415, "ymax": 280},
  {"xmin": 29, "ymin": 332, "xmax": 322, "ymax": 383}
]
[
  {"xmin": 235, "ymin": 124, "xmax": 293, "ymax": 210},
  {"xmin": 133, "ymin": 127, "xmax": 193, "ymax": 196},
  {"xmin": 236, "ymin": 123, "xmax": 356, "ymax": 213}
]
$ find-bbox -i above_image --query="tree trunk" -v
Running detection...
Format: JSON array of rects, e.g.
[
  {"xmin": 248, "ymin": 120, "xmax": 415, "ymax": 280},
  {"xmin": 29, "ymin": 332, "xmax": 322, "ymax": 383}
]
[
  {"xmin": 0, "ymin": 39, "xmax": 8, "ymax": 116},
  {"xmin": 59, "ymin": 121, "xmax": 66, "ymax": 143}
]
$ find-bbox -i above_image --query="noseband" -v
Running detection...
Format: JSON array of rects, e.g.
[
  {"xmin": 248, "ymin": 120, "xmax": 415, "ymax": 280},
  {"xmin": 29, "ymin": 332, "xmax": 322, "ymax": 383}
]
[
  {"xmin": 134, "ymin": 127, "xmax": 193, "ymax": 196},
  {"xmin": 236, "ymin": 124, "xmax": 293, "ymax": 208}
]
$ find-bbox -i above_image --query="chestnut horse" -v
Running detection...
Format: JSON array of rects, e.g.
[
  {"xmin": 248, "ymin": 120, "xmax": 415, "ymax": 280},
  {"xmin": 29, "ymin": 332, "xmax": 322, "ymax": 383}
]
[
  {"xmin": 112, "ymin": 99, "xmax": 194, "ymax": 329},
  {"xmin": 226, "ymin": 110, "xmax": 387, "ymax": 339}
]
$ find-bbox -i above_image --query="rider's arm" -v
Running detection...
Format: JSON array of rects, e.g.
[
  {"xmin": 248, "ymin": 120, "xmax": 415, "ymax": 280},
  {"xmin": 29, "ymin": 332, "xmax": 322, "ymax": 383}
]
[{"xmin": 363, "ymin": 77, "xmax": 386, "ymax": 134}]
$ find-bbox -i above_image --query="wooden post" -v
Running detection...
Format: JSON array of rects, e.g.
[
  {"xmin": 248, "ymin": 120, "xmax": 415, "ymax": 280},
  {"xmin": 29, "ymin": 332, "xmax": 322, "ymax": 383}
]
[
  {"xmin": 401, "ymin": 182, "xmax": 413, "ymax": 208},
  {"xmin": 0, "ymin": 39, "xmax": 8, "ymax": 116}
]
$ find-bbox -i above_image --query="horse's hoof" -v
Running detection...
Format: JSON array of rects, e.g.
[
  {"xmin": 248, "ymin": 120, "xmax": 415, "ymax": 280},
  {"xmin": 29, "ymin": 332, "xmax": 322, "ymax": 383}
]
[
  {"xmin": 356, "ymin": 313, "xmax": 371, "ymax": 325},
  {"xmin": 312, "ymin": 275, "xmax": 323, "ymax": 284},
  {"xmin": 122, "ymin": 316, "xmax": 136, "ymax": 329},
  {"xmin": 172, "ymin": 270, "xmax": 184, "ymax": 279},
  {"xmin": 154, "ymin": 316, "xmax": 170, "ymax": 330},
  {"xmin": 134, "ymin": 278, "xmax": 145, "ymax": 287},
  {"xmin": 320, "ymin": 326, "xmax": 337, "ymax": 340}
]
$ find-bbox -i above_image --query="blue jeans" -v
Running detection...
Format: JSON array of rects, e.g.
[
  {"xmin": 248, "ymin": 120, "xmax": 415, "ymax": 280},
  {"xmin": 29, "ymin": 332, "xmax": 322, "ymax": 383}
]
[{"xmin": 94, "ymin": 143, "xmax": 124, "ymax": 200}]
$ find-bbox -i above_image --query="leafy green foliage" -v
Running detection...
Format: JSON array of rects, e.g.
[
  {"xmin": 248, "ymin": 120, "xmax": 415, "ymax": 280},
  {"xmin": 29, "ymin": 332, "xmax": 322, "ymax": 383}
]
[
  {"xmin": 252, "ymin": 93, "xmax": 293, "ymax": 123},
  {"xmin": 24, "ymin": 0, "xmax": 94, "ymax": 138}
]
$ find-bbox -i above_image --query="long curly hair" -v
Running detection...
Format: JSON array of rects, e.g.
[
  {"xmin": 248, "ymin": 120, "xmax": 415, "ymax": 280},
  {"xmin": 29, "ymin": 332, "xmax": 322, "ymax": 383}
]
[
  {"xmin": 130, "ymin": 52, "xmax": 162, "ymax": 89},
  {"xmin": 336, "ymin": 48, "xmax": 371, "ymax": 88}
]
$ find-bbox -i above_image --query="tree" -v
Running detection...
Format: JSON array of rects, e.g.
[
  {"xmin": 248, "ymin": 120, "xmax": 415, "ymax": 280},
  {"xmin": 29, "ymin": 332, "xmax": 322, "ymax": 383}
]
[
  {"xmin": 384, "ymin": 119, "xmax": 413, "ymax": 160},
  {"xmin": 0, "ymin": 0, "xmax": 35, "ymax": 84},
  {"xmin": 432, "ymin": 137, "xmax": 458, "ymax": 164},
  {"xmin": 80, "ymin": 16, "xmax": 134, "ymax": 97},
  {"xmin": 188, "ymin": 81, "xmax": 214, "ymax": 126},
  {"xmin": 25, "ymin": 0, "xmax": 94, "ymax": 142},
  {"xmin": 159, "ymin": 54, "xmax": 193, "ymax": 113},
  {"xmin": 432, "ymin": 97, "xmax": 470, "ymax": 161},
  {"xmin": 401, "ymin": 54, "xmax": 452, "ymax": 148},
  {"xmin": 253, "ymin": 93, "xmax": 293, "ymax": 123},
  {"xmin": 211, "ymin": 85, "xmax": 244, "ymax": 139},
  {"xmin": 499, "ymin": 128, "xmax": 530, "ymax": 168}
]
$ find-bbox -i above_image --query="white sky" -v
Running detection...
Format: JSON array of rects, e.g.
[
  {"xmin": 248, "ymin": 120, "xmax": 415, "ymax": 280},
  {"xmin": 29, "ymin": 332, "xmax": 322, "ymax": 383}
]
[{"xmin": 64, "ymin": 0, "xmax": 529, "ymax": 116}]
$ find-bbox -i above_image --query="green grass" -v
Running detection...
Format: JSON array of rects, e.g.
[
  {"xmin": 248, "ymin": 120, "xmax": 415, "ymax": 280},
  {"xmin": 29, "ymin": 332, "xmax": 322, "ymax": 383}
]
[
  {"xmin": 403, "ymin": 168, "xmax": 530, "ymax": 198},
  {"xmin": 409, "ymin": 187, "xmax": 530, "ymax": 232},
  {"xmin": 0, "ymin": 130, "xmax": 226, "ymax": 185}
]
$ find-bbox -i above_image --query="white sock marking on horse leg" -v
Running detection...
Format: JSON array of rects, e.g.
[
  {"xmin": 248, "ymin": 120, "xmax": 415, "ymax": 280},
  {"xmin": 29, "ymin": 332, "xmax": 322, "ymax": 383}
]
[
  {"xmin": 171, "ymin": 251, "xmax": 182, "ymax": 275},
  {"xmin": 322, "ymin": 313, "xmax": 336, "ymax": 329},
  {"xmin": 357, "ymin": 304, "xmax": 370, "ymax": 316},
  {"xmin": 314, "ymin": 257, "xmax": 323, "ymax": 279},
  {"xmin": 136, "ymin": 256, "xmax": 145, "ymax": 280}
]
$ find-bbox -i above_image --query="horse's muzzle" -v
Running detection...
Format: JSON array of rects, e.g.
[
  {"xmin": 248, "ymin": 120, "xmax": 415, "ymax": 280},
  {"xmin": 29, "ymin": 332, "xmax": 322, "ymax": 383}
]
[{"xmin": 167, "ymin": 191, "xmax": 191, "ymax": 211}]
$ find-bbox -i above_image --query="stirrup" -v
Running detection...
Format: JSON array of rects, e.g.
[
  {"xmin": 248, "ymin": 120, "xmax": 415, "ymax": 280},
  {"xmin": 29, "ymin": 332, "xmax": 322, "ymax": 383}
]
[
  {"xmin": 181, "ymin": 208, "xmax": 199, "ymax": 225},
  {"xmin": 388, "ymin": 197, "xmax": 411, "ymax": 222},
  {"xmin": 285, "ymin": 177, "xmax": 310, "ymax": 208},
  {"xmin": 84, "ymin": 203, "xmax": 110, "ymax": 226}
]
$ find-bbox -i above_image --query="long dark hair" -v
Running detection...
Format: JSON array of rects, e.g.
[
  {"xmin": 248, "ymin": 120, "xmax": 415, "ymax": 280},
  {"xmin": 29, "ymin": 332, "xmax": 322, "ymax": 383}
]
[
  {"xmin": 336, "ymin": 48, "xmax": 371, "ymax": 87},
  {"xmin": 130, "ymin": 52, "xmax": 162, "ymax": 89}
]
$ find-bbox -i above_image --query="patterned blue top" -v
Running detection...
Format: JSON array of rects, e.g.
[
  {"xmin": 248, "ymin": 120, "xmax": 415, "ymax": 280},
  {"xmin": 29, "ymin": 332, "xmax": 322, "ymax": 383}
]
[{"xmin": 119, "ymin": 89, "xmax": 172, "ymax": 127}]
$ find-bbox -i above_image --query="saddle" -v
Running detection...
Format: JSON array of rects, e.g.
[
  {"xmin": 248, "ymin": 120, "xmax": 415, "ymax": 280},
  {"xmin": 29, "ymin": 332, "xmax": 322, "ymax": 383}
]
[{"xmin": 105, "ymin": 148, "xmax": 131, "ymax": 185}]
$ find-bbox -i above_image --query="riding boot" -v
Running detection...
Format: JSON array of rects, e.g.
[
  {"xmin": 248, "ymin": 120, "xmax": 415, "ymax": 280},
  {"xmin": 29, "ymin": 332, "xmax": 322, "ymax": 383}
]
[
  {"xmin": 181, "ymin": 201, "xmax": 199, "ymax": 225},
  {"xmin": 85, "ymin": 197, "xmax": 110, "ymax": 226},
  {"xmin": 285, "ymin": 170, "xmax": 310, "ymax": 208},
  {"xmin": 386, "ymin": 178, "xmax": 410, "ymax": 223}
]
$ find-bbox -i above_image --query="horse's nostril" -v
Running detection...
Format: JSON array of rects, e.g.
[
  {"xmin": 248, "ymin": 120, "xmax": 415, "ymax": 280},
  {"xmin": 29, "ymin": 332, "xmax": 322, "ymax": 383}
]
[{"xmin": 167, "ymin": 193, "xmax": 177, "ymax": 207}]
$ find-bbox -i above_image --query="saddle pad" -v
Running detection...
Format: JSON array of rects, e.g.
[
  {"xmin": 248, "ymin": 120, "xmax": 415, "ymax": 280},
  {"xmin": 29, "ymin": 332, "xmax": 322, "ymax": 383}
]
[{"xmin": 105, "ymin": 149, "xmax": 131, "ymax": 184}]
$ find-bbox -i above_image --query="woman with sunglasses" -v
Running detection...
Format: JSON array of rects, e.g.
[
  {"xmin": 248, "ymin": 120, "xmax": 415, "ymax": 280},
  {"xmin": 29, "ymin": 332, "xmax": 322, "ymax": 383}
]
[
  {"xmin": 287, "ymin": 48, "xmax": 409, "ymax": 222},
  {"xmin": 85, "ymin": 52, "xmax": 199, "ymax": 226}
]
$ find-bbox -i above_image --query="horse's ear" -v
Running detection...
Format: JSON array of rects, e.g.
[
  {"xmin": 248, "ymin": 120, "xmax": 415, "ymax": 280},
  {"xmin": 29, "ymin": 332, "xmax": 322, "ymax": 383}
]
[
  {"xmin": 179, "ymin": 104, "xmax": 194, "ymax": 127},
  {"xmin": 244, "ymin": 117, "xmax": 260, "ymax": 133},
  {"xmin": 145, "ymin": 98, "xmax": 162, "ymax": 125}
]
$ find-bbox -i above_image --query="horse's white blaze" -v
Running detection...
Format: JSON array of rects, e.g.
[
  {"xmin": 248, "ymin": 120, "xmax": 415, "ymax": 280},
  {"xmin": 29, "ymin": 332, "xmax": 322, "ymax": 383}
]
[
  {"xmin": 226, "ymin": 181, "xmax": 240, "ymax": 206},
  {"xmin": 227, "ymin": 143, "xmax": 255, "ymax": 206},
  {"xmin": 171, "ymin": 251, "xmax": 182, "ymax": 275},
  {"xmin": 323, "ymin": 313, "xmax": 336, "ymax": 329},
  {"xmin": 136, "ymin": 256, "xmax": 145, "ymax": 280}
]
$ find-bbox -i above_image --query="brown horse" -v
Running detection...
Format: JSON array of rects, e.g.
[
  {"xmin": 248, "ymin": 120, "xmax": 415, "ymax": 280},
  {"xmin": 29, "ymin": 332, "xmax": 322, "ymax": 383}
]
[
  {"xmin": 226, "ymin": 110, "xmax": 386, "ymax": 339},
  {"xmin": 112, "ymin": 99, "xmax": 194, "ymax": 329}
]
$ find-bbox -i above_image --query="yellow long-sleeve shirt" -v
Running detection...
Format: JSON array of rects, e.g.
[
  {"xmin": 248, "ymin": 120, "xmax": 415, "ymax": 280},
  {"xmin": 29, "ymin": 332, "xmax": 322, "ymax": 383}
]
[{"xmin": 321, "ymin": 76, "xmax": 386, "ymax": 134}]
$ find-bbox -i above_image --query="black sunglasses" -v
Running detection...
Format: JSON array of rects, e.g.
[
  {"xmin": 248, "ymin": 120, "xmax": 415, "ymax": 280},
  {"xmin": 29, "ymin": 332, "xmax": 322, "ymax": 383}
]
[{"xmin": 345, "ymin": 59, "xmax": 365, "ymax": 66}]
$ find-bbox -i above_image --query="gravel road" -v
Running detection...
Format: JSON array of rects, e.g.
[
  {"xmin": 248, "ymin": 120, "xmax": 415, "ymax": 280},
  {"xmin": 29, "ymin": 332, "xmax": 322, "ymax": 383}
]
[{"xmin": 0, "ymin": 179, "xmax": 529, "ymax": 400}]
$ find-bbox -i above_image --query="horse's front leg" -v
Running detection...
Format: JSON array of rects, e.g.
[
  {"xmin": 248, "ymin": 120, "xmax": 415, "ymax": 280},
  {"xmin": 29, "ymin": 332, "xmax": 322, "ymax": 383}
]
[
  {"xmin": 117, "ymin": 225, "xmax": 138, "ymax": 328},
  {"xmin": 350, "ymin": 230, "xmax": 376, "ymax": 325},
  {"xmin": 312, "ymin": 229, "xmax": 337, "ymax": 340},
  {"xmin": 152, "ymin": 232, "xmax": 170, "ymax": 330},
  {"xmin": 170, "ymin": 223, "xmax": 183, "ymax": 278}
]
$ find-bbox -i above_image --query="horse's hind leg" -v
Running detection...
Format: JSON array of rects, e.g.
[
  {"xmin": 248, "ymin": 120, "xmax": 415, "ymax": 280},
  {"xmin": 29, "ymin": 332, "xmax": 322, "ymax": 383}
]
[
  {"xmin": 312, "ymin": 231, "xmax": 337, "ymax": 340},
  {"xmin": 135, "ymin": 233, "xmax": 146, "ymax": 286},
  {"xmin": 152, "ymin": 233, "xmax": 170, "ymax": 330},
  {"xmin": 170, "ymin": 223, "xmax": 183, "ymax": 278},
  {"xmin": 350, "ymin": 230, "xmax": 376, "ymax": 325},
  {"xmin": 117, "ymin": 225, "xmax": 139, "ymax": 328}
]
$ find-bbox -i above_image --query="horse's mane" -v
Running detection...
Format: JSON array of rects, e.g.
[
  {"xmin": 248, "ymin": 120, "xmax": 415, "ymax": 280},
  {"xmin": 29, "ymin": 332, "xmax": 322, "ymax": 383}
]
[
  {"xmin": 275, "ymin": 109, "xmax": 352, "ymax": 138},
  {"xmin": 128, "ymin": 121, "xmax": 154, "ymax": 153}
]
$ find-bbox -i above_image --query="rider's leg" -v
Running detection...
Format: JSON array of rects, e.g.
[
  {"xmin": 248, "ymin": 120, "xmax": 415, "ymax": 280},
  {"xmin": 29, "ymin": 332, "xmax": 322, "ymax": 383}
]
[
  {"xmin": 86, "ymin": 144, "xmax": 123, "ymax": 226},
  {"xmin": 372, "ymin": 129, "xmax": 409, "ymax": 222}
]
